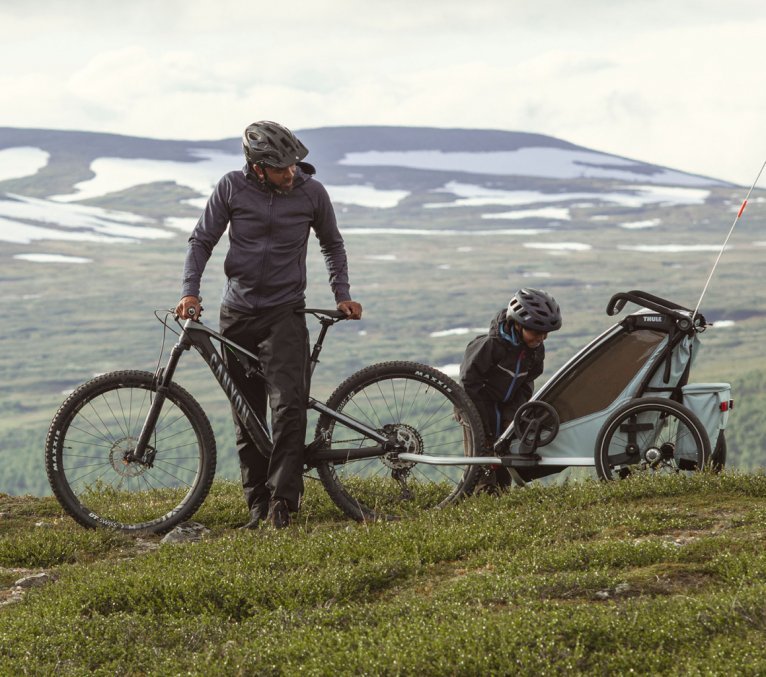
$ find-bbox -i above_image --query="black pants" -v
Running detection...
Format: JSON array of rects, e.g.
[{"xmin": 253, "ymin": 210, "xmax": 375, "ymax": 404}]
[
  {"xmin": 219, "ymin": 303, "xmax": 309, "ymax": 513},
  {"xmin": 477, "ymin": 394, "xmax": 529, "ymax": 488}
]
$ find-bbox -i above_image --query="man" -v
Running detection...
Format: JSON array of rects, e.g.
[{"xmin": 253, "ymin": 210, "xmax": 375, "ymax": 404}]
[
  {"xmin": 176, "ymin": 121, "xmax": 362, "ymax": 529},
  {"xmin": 459, "ymin": 288, "xmax": 562, "ymax": 493}
]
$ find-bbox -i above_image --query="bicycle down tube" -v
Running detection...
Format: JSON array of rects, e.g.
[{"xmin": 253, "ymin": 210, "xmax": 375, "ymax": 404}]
[{"xmin": 135, "ymin": 315, "xmax": 390, "ymax": 466}]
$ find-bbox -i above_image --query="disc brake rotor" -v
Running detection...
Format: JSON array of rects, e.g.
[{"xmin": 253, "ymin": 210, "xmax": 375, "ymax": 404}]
[{"xmin": 109, "ymin": 437, "xmax": 150, "ymax": 478}]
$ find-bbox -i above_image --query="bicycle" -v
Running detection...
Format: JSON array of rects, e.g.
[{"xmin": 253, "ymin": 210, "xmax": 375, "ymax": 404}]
[{"xmin": 45, "ymin": 308, "xmax": 485, "ymax": 533}]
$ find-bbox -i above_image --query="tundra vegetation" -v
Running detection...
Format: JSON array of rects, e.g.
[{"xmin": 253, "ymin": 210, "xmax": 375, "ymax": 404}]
[{"xmin": 3, "ymin": 474, "xmax": 766, "ymax": 674}]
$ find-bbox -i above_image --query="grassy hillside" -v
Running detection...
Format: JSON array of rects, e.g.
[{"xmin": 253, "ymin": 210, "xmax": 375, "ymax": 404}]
[
  {"xmin": 3, "ymin": 179, "xmax": 765, "ymax": 495},
  {"xmin": 3, "ymin": 474, "xmax": 766, "ymax": 674}
]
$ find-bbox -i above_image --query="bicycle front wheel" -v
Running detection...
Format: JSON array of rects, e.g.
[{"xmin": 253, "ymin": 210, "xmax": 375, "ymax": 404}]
[
  {"xmin": 45, "ymin": 370, "xmax": 216, "ymax": 533},
  {"xmin": 315, "ymin": 361, "xmax": 484, "ymax": 521},
  {"xmin": 595, "ymin": 397, "xmax": 710, "ymax": 481}
]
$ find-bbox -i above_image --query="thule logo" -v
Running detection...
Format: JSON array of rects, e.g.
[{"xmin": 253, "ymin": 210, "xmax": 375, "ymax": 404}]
[{"xmin": 643, "ymin": 316, "xmax": 664, "ymax": 323}]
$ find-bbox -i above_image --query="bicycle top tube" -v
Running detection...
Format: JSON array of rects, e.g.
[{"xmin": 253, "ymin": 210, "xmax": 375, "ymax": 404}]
[{"xmin": 171, "ymin": 306, "xmax": 349, "ymax": 366}]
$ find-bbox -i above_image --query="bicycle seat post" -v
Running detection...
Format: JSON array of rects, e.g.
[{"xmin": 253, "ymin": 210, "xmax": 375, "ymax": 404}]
[{"xmin": 309, "ymin": 317, "xmax": 336, "ymax": 376}]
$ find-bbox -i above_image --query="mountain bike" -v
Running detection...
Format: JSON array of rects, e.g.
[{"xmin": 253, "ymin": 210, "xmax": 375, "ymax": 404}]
[{"xmin": 45, "ymin": 309, "xmax": 485, "ymax": 533}]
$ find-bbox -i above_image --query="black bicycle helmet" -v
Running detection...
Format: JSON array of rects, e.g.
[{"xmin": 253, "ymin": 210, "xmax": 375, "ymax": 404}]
[
  {"xmin": 507, "ymin": 288, "xmax": 562, "ymax": 332},
  {"xmin": 242, "ymin": 121, "xmax": 309, "ymax": 168}
]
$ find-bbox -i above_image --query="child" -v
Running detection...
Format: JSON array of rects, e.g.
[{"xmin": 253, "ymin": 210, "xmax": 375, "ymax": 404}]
[{"xmin": 460, "ymin": 288, "xmax": 562, "ymax": 493}]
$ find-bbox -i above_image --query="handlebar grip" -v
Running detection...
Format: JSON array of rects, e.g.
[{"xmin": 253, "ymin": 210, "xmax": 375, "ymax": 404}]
[{"xmin": 606, "ymin": 296, "xmax": 627, "ymax": 316}]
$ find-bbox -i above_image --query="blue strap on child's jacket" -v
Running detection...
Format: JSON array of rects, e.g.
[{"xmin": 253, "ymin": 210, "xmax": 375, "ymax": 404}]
[{"xmin": 494, "ymin": 322, "xmax": 525, "ymax": 435}]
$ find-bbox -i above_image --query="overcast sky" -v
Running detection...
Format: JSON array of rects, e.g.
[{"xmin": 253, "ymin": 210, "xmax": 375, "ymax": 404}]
[{"xmin": 1, "ymin": 0, "xmax": 764, "ymax": 185}]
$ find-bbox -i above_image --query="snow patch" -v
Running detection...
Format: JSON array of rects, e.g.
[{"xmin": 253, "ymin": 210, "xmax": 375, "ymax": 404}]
[
  {"xmin": 425, "ymin": 181, "xmax": 709, "ymax": 210},
  {"xmin": 0, "ymin": 194, "xmax": 172, "ymax": 243},
  {"xmin": 325, "ymin": 185, "xmax": 410, "ymax": 208},
  {"xmin": 524, "ymin": 242, "xmax": 591, "ymax": 252},
  {"xmin": 164, "ymin": 217, "xmax": 198, "ymax": 231},
  {"xmin": 618, "ymin": 244, "xmax": 726, "ymax": 253},
  {"xmin": 13, "ymin": 253, "xmax": 93, "ymax": 263},
  {"xmin": 618, "ymin": 219, "xmax": 662, "ymax": 229},
  {"xmin": 342, "ymin": 227, "xmax": 550, "ymax": 236},
  {"xmin": 0, "ymin": 147, "xmax": 49, "ymax": 181},
  {"xmin": 482, "ymin": 207, "xmax": 571, "ymax": 221},
  {"xmin": 0, "ymin": 217, "xmax": 134, "ymax": 244},
  {"xmin": 49, "ymin": 149, "xmax": 240, "ymax": 202},
  {"xmin": 430, "ymin": 327, "xmax": 485, "ymax": 338},
  {"xmin": 340, "ymin": 148, "xmax": 719, "ymax": 186},
  {"xmin": 437, "ymin": 363, "xmax": 461, "ymax": 378}
]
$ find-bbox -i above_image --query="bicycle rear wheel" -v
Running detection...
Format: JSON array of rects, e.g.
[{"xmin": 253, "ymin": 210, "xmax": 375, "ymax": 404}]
[
  {"xmin": 45, "ymin": 370, "xmax": 216, "ymax": 533},
  {"xmin": 315, "ymin": 361, "xmax": 483, "ymax": 521}
]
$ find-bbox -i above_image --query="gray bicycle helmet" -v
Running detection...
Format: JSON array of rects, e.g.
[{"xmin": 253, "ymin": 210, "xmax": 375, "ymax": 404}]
[
  {"xmin": 242, "ymin": 121, "xmax": 309, "ymax": 168},
  {"xmin": 507, "ymin": 288, "xmax": 562, "ymax": 332}
]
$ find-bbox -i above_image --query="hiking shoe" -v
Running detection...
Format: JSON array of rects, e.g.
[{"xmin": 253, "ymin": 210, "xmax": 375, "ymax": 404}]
[
  {"xmin": 474, "ymin": 480, "xmax": 502, "ymax": 497},
  {"xmin": 474, "ymin": 468, "xmax": 501, "ymax": 496},
  {"xmin": 267, "ymin": 499, "xmax": 291, "ymax": 529},
  {"xmin": 239, "ymin": 502, "xmax": 269, "ymax": 530},
  {"xmin": 239, "ymin": 517, "xmax": 262, "ymax": 530}
]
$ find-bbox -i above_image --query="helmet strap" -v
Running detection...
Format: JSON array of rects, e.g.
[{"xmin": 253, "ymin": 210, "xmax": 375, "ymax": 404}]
[
  {"xmin": 503, "ymin": 320, "xmax": 521, "ymax": 346},
  {"xmin": 253, "ymin": 164, "xmax": 285, "ymax": 194}
]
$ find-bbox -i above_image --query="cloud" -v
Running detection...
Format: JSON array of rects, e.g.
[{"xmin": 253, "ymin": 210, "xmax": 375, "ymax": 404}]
[{"xmin": 0, "ymin": 2, "xmax": 765, "ymax": 185}]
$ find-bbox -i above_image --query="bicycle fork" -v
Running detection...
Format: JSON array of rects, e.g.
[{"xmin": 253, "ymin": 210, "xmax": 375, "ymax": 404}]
[{"xmin": 129, "ymin": 334, "xmax": 191, "ymax": 466}]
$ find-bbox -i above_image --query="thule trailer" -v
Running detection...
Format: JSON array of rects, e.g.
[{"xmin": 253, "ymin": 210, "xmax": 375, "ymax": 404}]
[{"xmin": 400, "ymin": 289, "xmax": 731, "ymax": 484}]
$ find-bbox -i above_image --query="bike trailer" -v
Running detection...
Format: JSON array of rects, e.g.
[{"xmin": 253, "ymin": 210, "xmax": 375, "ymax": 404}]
[{"xmin": 498, "ymin": 290, "xmax": 731, "ymax": 480}]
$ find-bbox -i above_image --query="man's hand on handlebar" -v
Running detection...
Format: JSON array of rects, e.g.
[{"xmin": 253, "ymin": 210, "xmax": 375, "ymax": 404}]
[
  {"xmin": 337, "ymin": 300, "xmax": 363, "ymax": 320},
  {"xmin": 175, "ymin": 295, "xmax": 203, "ymax": 320}
]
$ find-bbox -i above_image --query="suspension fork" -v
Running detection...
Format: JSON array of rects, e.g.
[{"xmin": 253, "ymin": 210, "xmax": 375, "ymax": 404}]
[{"xmin": 130, "ymin": 331, "xmax": 192, "ymax": 464}]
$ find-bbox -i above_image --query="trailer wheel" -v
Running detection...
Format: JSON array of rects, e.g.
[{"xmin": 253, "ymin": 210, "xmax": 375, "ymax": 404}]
[{"xmin": 595, "ymin": 398, "xmax": 710, "ymax": 481}]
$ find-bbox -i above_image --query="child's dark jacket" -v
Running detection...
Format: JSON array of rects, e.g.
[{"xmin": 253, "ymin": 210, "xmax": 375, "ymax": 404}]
[{"xmin": 459, "ymin": 308, "xmax": 545, "ymax": 440}]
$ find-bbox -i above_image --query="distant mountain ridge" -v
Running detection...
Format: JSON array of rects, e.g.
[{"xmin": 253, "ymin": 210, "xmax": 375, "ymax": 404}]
[
  {"xmin": 0, "ymin": 124, "xmax": 731, "ymax": 192},
  {"xmin": 0, "ymin": 124, "xmax": 739, "ymax": 248}
]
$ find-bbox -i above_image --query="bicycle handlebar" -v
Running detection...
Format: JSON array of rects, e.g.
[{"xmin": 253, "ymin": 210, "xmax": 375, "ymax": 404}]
[{"xmin": 606, "ymin": 290, "xmax": 691, "ymax": 319}]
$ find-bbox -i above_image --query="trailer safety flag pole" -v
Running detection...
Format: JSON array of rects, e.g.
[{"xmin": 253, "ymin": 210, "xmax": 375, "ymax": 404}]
[{"xmin": 693, "ymin": 160, "xmax": 766, "ymax": 323}]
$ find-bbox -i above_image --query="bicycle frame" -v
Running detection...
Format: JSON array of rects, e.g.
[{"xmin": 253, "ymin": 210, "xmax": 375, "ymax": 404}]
[{"xmin": 132, "ymin": 310, "xmax": 394, "ymax": 467}]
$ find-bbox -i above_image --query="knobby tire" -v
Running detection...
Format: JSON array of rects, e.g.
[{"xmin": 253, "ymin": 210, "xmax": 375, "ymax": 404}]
[
  {"xmin": 595, "ymin": 397, "xmax": 711, "ymax": 481},
  {"xmin": 314, "ymin": 361, "xmax": 484, "ymax": 521},
  {"xmin": 45, "ymin": 370, "xmax": 216, "ymax": 533}
]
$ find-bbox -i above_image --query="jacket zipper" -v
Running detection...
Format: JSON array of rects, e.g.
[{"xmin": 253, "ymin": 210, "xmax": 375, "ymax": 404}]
[{"xmin": 253, "ymin": 191, "xmax": 275, "ymax": 313}]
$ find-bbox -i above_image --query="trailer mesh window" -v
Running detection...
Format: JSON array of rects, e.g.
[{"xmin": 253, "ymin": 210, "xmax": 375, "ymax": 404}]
[{"xmin": 544, "ymin": 329, "xmax": 666, "ymax": 423}]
